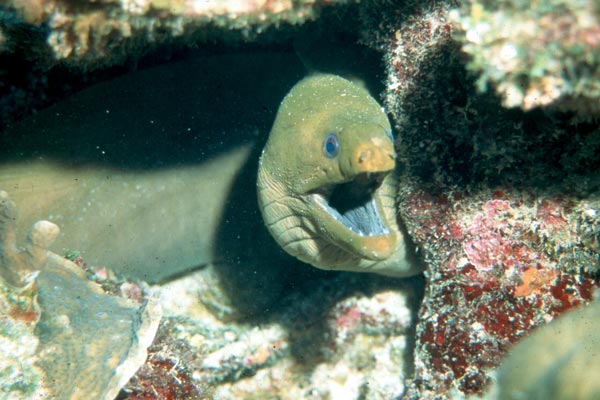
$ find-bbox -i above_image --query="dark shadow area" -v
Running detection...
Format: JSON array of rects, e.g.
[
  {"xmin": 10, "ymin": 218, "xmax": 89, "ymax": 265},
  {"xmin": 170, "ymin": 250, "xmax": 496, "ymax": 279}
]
[
  {"xmin": 395, "ymin": 37, "xmax": 600, "ymax": 197},
  {"xmin": 212, "ymin": 142, "xmax": 306, "ymax": 317},
  {"xmin": 212, "ymin": 141, "xmax": 353, "ymax": 319},
  {"xmin": 293, "ymin": 27, "xmax": 386, "ymax": 97},
  {"xmin": 0, "ymin": 50, "xmax": 305, "ymax": 169}
]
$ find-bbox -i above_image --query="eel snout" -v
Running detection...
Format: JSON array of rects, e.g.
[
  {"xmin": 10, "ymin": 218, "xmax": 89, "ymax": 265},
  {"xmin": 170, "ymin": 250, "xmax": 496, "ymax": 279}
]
[{"xmin": 352, "ymin": 137, "xmax": 396, "ymax": 174}]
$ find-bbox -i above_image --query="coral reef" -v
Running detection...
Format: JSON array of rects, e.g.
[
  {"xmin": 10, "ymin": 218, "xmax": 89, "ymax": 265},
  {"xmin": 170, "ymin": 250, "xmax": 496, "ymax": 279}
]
[
  {"xmin": 0, "ymin": 279, "xmax": 45, "ymax": 399},
  {"xmin": 398, "ymin": 183, "xmax": 599, "ymax": 397},
  {"xmin": 2, "ymin": 0, "xmax": 349, "ymax": 67},
  {"xmin": 452, "ymin": 0, "xmax": 600, "ymax": 118},
  {"xmin": 363, "ymin": 0, "xmax": 600, "ymax": 397},
  {"xmin": 0, "ymin": 191, "xmax": 161, "ymax": 400},
  {"xmin": 1, "ymin": 0, "xmax": 600, "ymax": 398},
  {"xmin": 372, "ymin": 0, "xmax": 600, "ymax": 189},
  {"xmin": 0, "ymin": 0, "xmax": 348, "ymax": 130},
  {"xmin": 119, "ymin": 270, "xmax": 422, "ymax": 399}
]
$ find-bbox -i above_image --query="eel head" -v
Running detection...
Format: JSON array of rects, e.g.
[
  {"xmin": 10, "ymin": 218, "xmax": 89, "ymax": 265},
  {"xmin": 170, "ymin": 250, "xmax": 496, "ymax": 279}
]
[{"xmin": 257, "ymin": 75, "xmax": 419, "ymax": 277}]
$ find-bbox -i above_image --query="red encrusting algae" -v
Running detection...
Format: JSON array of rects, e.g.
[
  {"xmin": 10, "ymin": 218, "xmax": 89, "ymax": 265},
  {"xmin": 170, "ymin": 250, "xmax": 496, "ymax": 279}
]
[{"xmin": 398, "ymin": 181, "xmax": 599, "ymax": 397}]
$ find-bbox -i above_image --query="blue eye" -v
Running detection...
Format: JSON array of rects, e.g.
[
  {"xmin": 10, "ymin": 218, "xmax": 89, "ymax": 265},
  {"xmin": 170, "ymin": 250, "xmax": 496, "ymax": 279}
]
[{"xmin": 323, "ymin": 133, "xmax": 339, "ymax": 158}]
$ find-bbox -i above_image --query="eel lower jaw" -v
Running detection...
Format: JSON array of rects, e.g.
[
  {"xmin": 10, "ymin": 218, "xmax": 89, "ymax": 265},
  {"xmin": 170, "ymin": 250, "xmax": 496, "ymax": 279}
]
[{"xmin": 306, "ymin": 172, "xmax": 397, "ymax": 261}]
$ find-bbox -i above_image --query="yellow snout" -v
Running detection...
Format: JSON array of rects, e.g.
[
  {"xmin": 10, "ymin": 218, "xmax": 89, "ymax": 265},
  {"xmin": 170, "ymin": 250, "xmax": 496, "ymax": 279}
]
[{"xmin": 352, "ymin": 138, "xmax": 395, "ymax": 173}]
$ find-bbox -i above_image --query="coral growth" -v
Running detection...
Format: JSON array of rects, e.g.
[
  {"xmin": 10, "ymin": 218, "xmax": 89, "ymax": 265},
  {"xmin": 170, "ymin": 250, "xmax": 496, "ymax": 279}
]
[
  {"xmin": 372, "ymin": 0, "xmax": 600, "ymax": 190},
  {"xmin": 452, "ymin": 0, "xmax": 600, "ymax": 118},
  {"xmin": 2, "ymin": 0, "xmax": 349, "ymax": 67},
  {"xmin": 0, "ymin": 0, "xmax": 349, "ymax": 130},
  {"xmin": 0, "ymin": 280, "xmax": 45, "ymax": 398},
  {"xmin": 0, "ymin": 190, "xmax": 161, "ymax": 400},
  {"xmin": 118, "ymin": 270, "xmax": 421, "ymax": 399}
]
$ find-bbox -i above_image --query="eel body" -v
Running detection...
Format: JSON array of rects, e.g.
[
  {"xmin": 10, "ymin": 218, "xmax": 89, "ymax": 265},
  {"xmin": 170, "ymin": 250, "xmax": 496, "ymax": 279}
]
[
  {"xmin": 496, "ymin": 300, "xmax": 600, "ymax": 399},
  {"xmin": 257, "ymin": 74, "xmax": 419, "ymax": 277},
  {"xmin": 0, "ymin": 147, "xmax": 251, "ymax": 282},
  {"xmin": 0, "ymin": 52, "xmax": 304, "ymax": 283}
]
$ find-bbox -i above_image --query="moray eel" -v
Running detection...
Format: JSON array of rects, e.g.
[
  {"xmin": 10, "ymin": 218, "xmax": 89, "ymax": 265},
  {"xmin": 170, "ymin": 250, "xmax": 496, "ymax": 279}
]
[
  {"xmin": 0, "ymin": 150, "xmax": 252, "ymax": 282},
  {"xmin": 1, "ymin": 62, "xmax": 417, "ymax": 284},
  {"xmin": 495, "ymin": 300, "xmax": 600, "ymax": 399},
  {"xmin": 258, "ymin": 75, "xmax": 419, "ymax": 277}
]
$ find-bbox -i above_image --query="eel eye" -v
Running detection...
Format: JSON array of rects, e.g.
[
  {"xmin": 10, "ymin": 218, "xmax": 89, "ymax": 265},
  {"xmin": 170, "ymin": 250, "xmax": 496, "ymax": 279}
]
[{"xmin": 323, "ymin": 133, "xmax": 339, "ymax": 158}]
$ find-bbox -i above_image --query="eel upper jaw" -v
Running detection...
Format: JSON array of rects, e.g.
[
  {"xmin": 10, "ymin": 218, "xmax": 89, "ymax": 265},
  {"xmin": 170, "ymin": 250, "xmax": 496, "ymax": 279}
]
[{"xmin": 305, "ymin": 171, "xmax": 397, "ymax": 261}]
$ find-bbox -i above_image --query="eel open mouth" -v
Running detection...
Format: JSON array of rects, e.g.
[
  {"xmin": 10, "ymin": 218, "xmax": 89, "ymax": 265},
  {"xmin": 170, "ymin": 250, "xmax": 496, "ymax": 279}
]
[{"xmin": 310, "ymin": 172, "xmax": 391, "ymax": 238}]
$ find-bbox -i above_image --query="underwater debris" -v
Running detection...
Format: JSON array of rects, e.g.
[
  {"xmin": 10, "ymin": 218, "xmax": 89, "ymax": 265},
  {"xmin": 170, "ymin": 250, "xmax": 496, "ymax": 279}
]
[{"xmin": 0, "ymin": 190, "xmax": 161, "ymax": 400}]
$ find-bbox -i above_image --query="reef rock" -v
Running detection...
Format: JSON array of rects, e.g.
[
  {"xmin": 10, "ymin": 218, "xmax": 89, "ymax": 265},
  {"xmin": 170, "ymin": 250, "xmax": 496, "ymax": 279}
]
[
  {"xmin": 360, "ymin": 0, "xmax": 600, "ymax": 397},
  {"xmin": 0, "ymin": 191, "xmax": 161, "ymax": 400}
]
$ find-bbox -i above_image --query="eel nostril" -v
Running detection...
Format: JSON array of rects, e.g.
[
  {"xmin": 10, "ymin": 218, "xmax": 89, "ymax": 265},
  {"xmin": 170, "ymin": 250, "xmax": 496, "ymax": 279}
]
[{"xmin": 358, "ymin": 151, "xmax": 370, "ymax": 163}]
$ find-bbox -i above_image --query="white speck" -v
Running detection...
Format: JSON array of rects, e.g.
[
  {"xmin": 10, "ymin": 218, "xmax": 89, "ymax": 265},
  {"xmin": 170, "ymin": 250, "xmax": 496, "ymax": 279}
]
[
  {"xmin": 223, "ymin": 331, "xmax": 237, "ymax": 342},
  {"xmin": 465, "ymin": 22, "xmax": 491, "ymax": 45},
  {"xmin": 471, "ymin": 322, "xmax": 484, "ymax": 331},
  {"xmin": 500, "ymin": 43, "xmax": 518, "ymax": 62}
]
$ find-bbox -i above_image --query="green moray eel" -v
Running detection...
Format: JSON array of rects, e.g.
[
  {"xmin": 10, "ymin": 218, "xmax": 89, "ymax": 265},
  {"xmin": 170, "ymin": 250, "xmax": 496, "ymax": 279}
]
[
  {"xmin": 258, "ymin": 74, "xmax": 419, "ymax": 277},
  {"xmin": 0, "ymin": 62, "xmax": 418, "ymax": 285}
]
